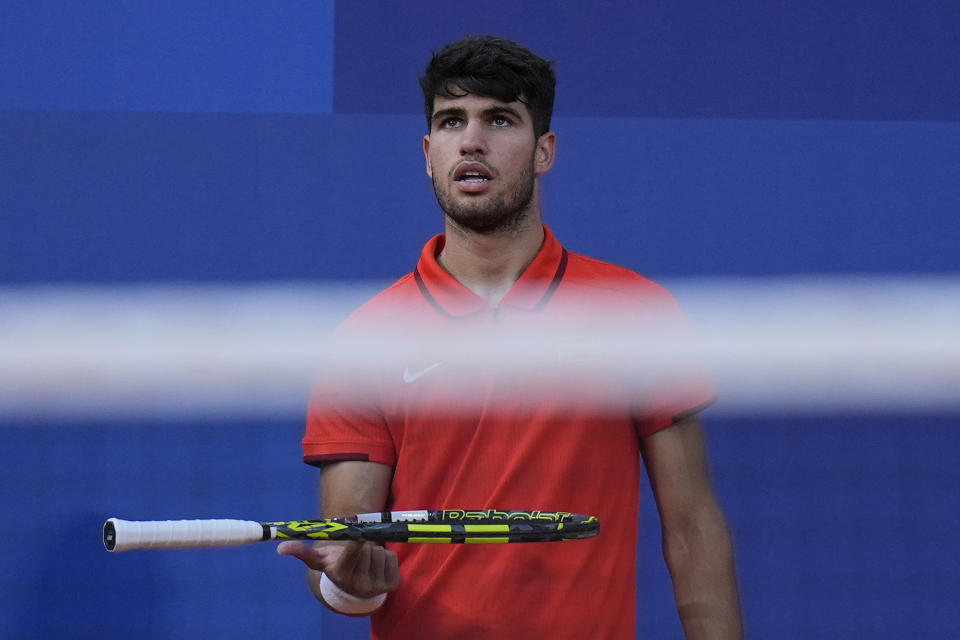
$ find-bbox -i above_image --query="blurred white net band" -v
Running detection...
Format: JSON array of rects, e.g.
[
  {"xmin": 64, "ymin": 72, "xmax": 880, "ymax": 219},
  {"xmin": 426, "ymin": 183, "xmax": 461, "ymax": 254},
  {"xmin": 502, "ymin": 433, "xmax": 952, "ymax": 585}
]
[{"xmin": 1, "ymin": 276, "xmax": 958, "ymax": 419}]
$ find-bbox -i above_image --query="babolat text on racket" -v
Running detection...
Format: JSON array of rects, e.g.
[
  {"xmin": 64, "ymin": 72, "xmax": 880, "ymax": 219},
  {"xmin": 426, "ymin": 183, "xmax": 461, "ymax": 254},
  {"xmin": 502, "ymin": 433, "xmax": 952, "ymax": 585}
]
[{"xmin": 103, "ymin": 509, "xmax": 600, "ymax": 551}]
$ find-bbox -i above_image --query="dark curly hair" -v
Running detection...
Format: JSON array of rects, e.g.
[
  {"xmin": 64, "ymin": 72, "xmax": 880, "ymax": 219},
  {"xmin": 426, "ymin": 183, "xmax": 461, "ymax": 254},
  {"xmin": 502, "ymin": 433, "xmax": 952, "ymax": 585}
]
[{"xmin": 420, "ymin": 36, "xmax": 556, "ymax": 138}]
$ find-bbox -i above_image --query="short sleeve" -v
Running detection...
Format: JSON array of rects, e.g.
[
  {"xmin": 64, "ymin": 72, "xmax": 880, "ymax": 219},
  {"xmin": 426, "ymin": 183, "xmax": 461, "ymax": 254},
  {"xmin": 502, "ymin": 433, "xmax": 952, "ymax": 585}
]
[
  {"xmin": 302, "ymin": 320, "xmax": 397, "ymax": 467},
  {"xmin": 629, "ymin": 285, "xmax": 716, "ymax": 438},
  {"xmin": 303, "ymin": 380, "xmax": 397, "ymax": 466}
]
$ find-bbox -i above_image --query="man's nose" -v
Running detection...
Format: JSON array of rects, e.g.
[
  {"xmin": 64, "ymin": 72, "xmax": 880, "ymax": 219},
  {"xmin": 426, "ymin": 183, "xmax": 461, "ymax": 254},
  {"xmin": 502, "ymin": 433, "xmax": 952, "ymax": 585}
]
[{"xmin": 459, "ymin": 120, "xmax": 487, "ymax": 155}]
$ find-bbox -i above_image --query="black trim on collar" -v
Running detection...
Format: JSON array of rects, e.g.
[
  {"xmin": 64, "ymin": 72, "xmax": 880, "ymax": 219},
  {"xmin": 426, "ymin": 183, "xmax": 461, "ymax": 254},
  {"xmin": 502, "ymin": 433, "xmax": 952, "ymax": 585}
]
[
  {"xmin": 531, "ymin": 248, "xmax": 569, "ymax": 312},
  {"xmin": 414, "ymin": 268, "xmax": 455, "ymax": 318},
  {"xmin": 415, "ymin": 247, "xmax": 569, "ymax": 316}
]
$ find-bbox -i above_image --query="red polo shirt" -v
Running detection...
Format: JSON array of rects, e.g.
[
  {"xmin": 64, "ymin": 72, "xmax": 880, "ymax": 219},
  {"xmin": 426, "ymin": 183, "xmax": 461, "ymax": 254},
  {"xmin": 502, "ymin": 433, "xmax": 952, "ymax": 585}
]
[{"xmin": 303, "ymin": 226, "xmax": 714, "ymax": 639}]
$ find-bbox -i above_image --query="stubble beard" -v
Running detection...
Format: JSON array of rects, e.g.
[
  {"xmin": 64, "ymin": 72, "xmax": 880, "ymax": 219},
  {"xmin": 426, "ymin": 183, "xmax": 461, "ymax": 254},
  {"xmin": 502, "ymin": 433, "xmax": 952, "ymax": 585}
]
[{"xmin": 432, "ymin": 158, "xmax": 537, "ymax": 234}]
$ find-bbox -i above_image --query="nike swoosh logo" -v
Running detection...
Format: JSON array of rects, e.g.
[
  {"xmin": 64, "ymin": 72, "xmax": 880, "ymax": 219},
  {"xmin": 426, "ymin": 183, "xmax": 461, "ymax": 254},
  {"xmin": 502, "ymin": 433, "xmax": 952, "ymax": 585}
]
[{"xmin": 402, "ymin": 362, "xmax": 444, "ymax": 383}]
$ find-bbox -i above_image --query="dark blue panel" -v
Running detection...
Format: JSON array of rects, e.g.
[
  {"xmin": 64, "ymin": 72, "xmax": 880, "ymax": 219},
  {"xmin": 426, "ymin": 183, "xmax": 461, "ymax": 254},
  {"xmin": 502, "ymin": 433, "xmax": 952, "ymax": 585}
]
[
  {"xmin": 0, "ymin": 418, "xmax": 321, "ymax": 638},
  {"xmin": 691, "ymin": 415, "xmax": 960, "ymax": 638},
  {"xmin": 2, "ymin": 416, "xmax": 958, "ymax": 639},
  {"xmin": 3, "ymin": 111, "xmax": 958, "ymax": 283},
  {"xmin": 334, "ymin": 0, "xmax": 960, "ymax": 121},
  {"xmin": 0, "ymin": 1, "xmax": 334, "ymax": 113}
]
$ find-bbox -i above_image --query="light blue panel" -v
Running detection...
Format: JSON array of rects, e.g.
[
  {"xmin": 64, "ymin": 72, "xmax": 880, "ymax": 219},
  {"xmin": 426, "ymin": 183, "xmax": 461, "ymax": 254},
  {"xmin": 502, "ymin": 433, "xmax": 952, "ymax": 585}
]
[
  {"xmin": 544, "ymin": 117, "xmax": 960, "ymax": 277},
  {"xmin": 0, "ymin": 0, "xmax": 334, "ymax": 113}
]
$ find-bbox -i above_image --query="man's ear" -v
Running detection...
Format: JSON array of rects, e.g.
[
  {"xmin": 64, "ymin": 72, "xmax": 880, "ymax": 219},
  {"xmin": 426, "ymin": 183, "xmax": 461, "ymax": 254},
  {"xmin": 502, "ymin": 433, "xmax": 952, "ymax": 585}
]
[
  {"xmin": 423, "ymin": 135, "xmax": 433, "ymax": 178},
  {"xmin": 534, "ymin": 131, "xmax": 556, "ymax": 175}
]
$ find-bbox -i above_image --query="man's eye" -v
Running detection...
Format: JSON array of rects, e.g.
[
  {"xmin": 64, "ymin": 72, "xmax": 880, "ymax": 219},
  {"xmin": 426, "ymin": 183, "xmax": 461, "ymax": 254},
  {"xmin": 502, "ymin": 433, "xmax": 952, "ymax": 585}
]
[
  {"xmin": 442, "ymin": 118, "xmax": 462, "ymax": 128},
  {"xmin": 491, "ymin": 116, "xmax": 510, "ymax": 127}
]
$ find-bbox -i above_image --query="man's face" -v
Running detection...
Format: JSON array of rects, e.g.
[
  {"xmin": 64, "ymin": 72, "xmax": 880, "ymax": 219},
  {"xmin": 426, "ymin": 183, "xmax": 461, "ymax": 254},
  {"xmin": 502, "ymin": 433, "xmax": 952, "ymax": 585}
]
[{"xmin": 423, "ymin": 93, "xmax": 555, "ymax": 233}]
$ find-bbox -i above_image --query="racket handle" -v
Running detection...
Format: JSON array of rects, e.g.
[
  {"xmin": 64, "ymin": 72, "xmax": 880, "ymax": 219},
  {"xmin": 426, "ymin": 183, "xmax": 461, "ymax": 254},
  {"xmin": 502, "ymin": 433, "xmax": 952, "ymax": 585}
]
[{"xmin": 104, "ymin": 518, "xmax": 268, "ymax": 552}]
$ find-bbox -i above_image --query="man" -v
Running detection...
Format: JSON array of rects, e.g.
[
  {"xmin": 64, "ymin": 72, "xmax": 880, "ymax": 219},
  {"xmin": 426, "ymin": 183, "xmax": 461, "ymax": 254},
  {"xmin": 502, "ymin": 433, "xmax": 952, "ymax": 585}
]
[{"xmin": 279, "ymin": 36, "xmax": 742, "ymax": 639}]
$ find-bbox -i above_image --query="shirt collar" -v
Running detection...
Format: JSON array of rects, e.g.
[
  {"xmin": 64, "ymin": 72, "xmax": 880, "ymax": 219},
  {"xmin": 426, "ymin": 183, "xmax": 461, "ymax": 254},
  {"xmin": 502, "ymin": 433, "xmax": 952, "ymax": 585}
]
[{"xmin": 414, "ymin": 225, "xmax": 568, "ymax": 317}]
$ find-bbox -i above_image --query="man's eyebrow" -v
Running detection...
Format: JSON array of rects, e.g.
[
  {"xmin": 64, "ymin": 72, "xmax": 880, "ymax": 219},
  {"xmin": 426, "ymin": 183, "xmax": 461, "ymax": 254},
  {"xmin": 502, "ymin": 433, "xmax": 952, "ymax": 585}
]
[
  {"xmin": 482, "ymin": 105, "xmax": 525, "ymax": 122},
  {"xmin": 431, "ymin": 107, "xmax": 466, "ymax": 125}
]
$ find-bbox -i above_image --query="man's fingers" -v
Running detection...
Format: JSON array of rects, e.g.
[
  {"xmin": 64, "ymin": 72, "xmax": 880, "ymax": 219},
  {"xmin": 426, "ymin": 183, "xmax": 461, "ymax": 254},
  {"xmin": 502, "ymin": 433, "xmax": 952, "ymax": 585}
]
[
  {"xmin": 278, "ymin": 538, "xmax": 400, "ymax": 597},
  {"xmin": 382, "ymin": 547, "xmax": 400, "ymax": 591},
  {"xmin": 369, "ymin": 543, "xmax": 386, "ymax": 584},
  {"xmin": 330, "ymin": 539, "xmax": 364, "ymax": 577},
  {"xmin": 346, "ymin": 543, "xmax": 401, "ymax": 596},
  {"xmin": 356, "ymin": 540, "xmax": 373, "ymax": 578},
  {"xmin": 368, "ymin": 545, "xmax": 400, "ymax": 591},
  {"xmin": 342, "ymin": 541, "xmax": 375, "ymax": 594},
  {"xmin": 276, "ymin": 540, "xmax": 310, "ymax": 561},
  {"xmin": 276, "ymin": 541, "xmax": 329, "ymax": 572}
]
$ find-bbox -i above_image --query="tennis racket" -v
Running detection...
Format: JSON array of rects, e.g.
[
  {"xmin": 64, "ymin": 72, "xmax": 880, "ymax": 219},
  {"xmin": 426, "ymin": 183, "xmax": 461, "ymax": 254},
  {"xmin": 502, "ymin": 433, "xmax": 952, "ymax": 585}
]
[{"xmin": 104, "ymin": 509, "xmax": 599, "ymax": 551}]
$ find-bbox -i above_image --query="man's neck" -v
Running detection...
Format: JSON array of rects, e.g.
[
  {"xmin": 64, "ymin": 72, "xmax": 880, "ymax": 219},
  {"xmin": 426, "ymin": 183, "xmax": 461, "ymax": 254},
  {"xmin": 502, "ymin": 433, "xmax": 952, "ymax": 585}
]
[{"xmin": 437, "ymin": 215, "xmax": 545, "ymax": 306}]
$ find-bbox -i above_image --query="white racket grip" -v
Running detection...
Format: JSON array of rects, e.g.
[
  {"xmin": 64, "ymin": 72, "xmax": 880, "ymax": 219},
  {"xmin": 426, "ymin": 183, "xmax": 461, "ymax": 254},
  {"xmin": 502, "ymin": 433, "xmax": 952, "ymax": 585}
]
[{"xmin": 104, "ymin": 518, "xmax": 268, "ymax": 552}]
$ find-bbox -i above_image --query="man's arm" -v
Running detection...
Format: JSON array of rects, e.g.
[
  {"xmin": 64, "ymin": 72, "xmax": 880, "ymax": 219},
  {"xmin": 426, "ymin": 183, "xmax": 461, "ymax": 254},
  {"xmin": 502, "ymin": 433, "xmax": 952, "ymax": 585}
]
[
  {"xmin": 277, "ymin": 460, "xmax": 399, "ymax": 612},
  {"xmin": 641, "ymin": 416, "xmax": 743, "ymax": 639}
]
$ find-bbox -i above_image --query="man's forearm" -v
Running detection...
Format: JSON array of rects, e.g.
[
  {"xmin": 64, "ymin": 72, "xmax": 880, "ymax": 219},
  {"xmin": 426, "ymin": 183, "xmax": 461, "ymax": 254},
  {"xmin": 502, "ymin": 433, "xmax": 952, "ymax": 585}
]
[{"xmin": 663, "ymin": 507, "xmax": 743, "ymax": 639}]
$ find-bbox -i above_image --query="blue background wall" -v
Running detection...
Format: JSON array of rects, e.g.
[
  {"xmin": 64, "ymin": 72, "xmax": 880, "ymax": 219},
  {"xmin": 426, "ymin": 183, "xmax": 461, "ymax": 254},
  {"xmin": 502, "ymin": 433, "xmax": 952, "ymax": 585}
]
[{"xmin": 2, "ymin": 2, "xmax": 959, "ymax": 638}]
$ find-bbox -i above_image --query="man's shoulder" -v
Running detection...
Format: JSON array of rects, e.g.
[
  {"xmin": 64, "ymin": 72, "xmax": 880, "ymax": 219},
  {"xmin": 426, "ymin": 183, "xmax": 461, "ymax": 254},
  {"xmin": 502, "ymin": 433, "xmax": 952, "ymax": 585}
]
[
  {"xmin": 562, "ymin": 250, "xmax": 673, "ymax": 300},
  {"xmin": 343, "ymin": 272, "xmax": 423, "ymax": 324}
]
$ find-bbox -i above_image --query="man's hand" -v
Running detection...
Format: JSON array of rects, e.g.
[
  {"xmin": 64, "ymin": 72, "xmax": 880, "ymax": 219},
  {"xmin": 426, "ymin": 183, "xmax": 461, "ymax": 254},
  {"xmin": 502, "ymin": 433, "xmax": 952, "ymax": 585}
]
[
  {"xmin": 277, "ymin": 539, "xmax": 400, "ymax": 598},
  {"xmin": 283, "ymin": 459, "xmax": 396, "ymax": 610}
]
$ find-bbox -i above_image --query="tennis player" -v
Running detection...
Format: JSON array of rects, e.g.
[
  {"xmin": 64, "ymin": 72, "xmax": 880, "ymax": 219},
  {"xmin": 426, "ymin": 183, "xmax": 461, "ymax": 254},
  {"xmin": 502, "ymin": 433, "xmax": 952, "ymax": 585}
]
[{"xmin": 279, "ymin": 36, "xmax": 743, "ymax": 639}]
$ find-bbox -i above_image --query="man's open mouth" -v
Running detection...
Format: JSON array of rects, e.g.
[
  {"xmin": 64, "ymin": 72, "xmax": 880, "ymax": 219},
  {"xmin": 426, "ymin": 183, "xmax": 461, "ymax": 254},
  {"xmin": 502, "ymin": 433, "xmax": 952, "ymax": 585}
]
[
  {"xmin": 458, "ymin": 172, "xmax": 490, "ymax": 182},
  {"xmin": 454, "ymin": 163, "xmax": 493, "ymax": 183}
]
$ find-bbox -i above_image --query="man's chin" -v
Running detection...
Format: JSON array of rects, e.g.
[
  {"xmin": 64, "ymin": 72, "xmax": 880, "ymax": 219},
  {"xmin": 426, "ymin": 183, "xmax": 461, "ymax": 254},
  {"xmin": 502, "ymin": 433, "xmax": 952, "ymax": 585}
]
[
  {"xmin": 445, "ymin": 208, "xmax": 531, "ymax": 234},
  {"xmin": 435, "ymin": 182, "xmax": 535, "ymax": 234}
]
